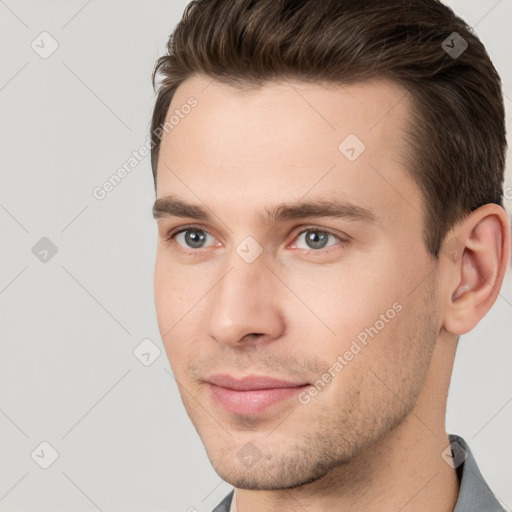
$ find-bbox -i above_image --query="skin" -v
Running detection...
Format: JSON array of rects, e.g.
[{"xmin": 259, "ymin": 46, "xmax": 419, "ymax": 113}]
[{"xmin": 153, "ymin": 75, "xmax": 510, "ymax": 511}]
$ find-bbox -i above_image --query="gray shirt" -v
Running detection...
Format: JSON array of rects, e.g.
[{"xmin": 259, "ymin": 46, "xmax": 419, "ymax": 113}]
[{"xmin": 211, "ymin": 435, "xmax": 507, "ymax": 512}]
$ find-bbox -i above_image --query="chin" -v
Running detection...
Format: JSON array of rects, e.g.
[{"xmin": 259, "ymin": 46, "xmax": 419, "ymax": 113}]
[{"xmin": 207, "ymin": 446, "xmax": 344, "ymax": 491}]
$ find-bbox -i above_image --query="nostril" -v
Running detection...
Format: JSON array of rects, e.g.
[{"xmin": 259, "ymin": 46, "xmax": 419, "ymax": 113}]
[{"xmin": 241, "ymin": 332, "xmax": 266, "ymax": 341}]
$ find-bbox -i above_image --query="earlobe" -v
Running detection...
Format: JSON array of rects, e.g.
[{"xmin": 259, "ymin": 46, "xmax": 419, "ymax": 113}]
[{"xmin": 442, "ymin": 204, "xmax": 510, "ymax": 336}]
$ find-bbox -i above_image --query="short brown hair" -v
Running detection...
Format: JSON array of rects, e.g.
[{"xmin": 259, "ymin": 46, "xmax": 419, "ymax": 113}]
[{"xmin": 150, "ymin": 0, "xmax": 506, "ymax": 257}]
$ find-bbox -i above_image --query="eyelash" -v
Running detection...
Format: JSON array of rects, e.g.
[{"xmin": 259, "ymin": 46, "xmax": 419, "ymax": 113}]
[{"xmin": 163, "ymin": 224, "xmax": 348, "ymax": 253}]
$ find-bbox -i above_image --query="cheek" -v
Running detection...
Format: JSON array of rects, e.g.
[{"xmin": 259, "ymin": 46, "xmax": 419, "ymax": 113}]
[
  {"xmin": 154, "ymin": 253, "xmax": 199, "ymax": 329},
  {"xmin": 154, "ymin": 256, "xmax": 189, "ymax": 354},
  {"xmin": 153, "ymin": 254, "xmax": 213, "ymax": 370},
  {"xmin": 278, "ymin": 256, "xmax": 416, "ymax": 387},
  {"xmin": 281, "ymin": 257, "xmax": 398, "ymax": 339}
]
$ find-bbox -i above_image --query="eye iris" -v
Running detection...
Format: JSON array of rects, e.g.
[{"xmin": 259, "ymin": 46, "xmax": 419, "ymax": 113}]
[
  {"xmin": 306, "ymin": 231, "xmax": 328, "ymax": 249},
  {"xmin": 185, "ymin": 229, "xmax": 206, "ymax": 248}
]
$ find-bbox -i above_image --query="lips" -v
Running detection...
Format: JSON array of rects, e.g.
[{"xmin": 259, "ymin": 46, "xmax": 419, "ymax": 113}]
[{"xmin": 206, "ymin": 374, "xmax": 310, "ymax": 415}]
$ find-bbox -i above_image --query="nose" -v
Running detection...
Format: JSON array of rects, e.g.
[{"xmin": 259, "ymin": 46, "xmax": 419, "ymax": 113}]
[{"xmin": 206, "ymin": 253, "xmax": 286, "ymax": 348}]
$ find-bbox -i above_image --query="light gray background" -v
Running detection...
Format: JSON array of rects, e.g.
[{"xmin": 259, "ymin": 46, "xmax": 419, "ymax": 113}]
[{"xmin": 1, "ymin": 1, "xmax": 511, "ymax": 510}]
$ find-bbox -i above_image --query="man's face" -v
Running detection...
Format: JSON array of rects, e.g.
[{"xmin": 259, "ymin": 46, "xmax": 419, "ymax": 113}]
[{"xmin": 153, "ymin": 75, "xmax": 441, "ymax": 489}]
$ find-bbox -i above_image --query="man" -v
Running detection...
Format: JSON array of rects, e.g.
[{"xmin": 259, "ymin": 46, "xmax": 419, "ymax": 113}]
[{"xmin": 150, "ymin": 0, "xmax": 510, "ymax": 510}]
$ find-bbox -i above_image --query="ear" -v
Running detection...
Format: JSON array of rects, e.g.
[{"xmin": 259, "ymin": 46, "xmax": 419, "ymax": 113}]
[{"xmin": 441, "ymin": 204, "xmax": 511, "ymax": 335}]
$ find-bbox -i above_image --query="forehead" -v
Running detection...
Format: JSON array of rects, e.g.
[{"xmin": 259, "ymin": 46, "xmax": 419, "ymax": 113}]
[{"xmin": 156, "ymin": 75, "xmax": 421, "ymax": 229}]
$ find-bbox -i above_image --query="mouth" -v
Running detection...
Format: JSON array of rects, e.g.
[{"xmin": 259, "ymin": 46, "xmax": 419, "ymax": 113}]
[{"xmin": 205, "ymin": 374, "xmax": 311, "ymax": 415}]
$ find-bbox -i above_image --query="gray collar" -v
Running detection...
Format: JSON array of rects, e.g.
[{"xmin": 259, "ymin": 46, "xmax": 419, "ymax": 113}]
[{"xmin": 450, "ymin": 434, "xmax": 506, "ymax": 512}]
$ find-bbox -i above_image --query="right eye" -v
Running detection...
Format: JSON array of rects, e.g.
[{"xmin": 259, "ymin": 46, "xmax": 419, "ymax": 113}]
[{"xmin": 172, "ymin": 228, "xmax": 217, "ymax": 249}]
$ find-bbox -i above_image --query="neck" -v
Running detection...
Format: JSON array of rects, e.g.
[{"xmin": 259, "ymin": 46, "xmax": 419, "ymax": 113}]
[{"xmin": 234, "ymin": 333, "xmax": 460, "ymax": 512}]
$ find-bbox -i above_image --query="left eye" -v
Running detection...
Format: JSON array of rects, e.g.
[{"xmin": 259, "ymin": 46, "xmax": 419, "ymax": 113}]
[{"xmin": 294, "ymin": 230, "xmax": 341, "ymax": 250}]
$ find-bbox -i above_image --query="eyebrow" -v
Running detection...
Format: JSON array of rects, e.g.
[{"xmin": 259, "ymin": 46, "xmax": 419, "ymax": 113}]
[
  {"xmin": 153, "ymin": 196, "xmax": 209, "ymax": 220},
  {"xmin": 152, "ymin": 194, "xmax": 377, "ymax": 224}
]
